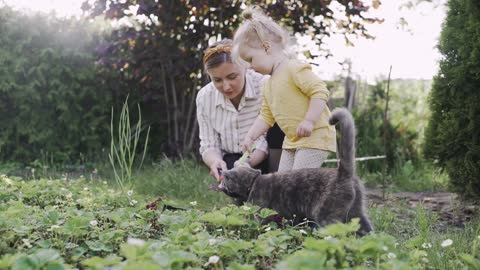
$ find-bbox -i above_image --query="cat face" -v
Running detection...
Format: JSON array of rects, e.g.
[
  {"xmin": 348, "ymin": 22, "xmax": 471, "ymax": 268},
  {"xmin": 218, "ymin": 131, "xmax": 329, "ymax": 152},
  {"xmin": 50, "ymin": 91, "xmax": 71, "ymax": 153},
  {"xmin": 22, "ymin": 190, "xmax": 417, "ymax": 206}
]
[{"xmin": 222, "ymin": 166, "xmax": 261, "ymax": 201}]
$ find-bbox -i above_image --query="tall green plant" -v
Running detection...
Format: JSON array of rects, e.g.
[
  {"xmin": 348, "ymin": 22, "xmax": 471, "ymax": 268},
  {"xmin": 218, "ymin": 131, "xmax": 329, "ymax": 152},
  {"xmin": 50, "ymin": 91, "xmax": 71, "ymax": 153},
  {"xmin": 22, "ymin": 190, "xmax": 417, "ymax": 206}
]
[
  {"xmin": 424, "ymin": 0, "xmax": 480, "ymax": 198},
  {"xmin": 109, "ymin": 97, "xmax": 150, "ymax": 190}
]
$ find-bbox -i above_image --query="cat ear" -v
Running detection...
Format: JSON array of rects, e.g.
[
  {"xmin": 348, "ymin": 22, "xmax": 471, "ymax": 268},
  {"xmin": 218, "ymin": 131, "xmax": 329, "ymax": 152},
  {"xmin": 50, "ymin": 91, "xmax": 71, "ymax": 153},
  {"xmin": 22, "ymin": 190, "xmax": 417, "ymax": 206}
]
[{"xmin": 247, "ymin": 167, "xmax": 262, "ymax": 179}]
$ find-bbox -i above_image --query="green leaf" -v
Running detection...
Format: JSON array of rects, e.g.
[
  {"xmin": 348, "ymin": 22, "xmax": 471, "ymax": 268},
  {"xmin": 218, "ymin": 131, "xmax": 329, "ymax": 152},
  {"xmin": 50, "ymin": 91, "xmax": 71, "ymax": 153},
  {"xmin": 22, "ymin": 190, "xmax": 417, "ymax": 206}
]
[
  {"xmin": 460, "ymin": 253, "xmax": 480, "ymax": 269},
  {"xmin": 12, "ymin": 256, "xmax": 38, "ymax": 270},
  {"xmin": 81, "ymin": 255, "xmax": 122, "ymax": 269},
  {"xmin": 227, "ymin": 262, "xmax": 255, "ymax": 270},
  {"xmin": 316, "ymin": 218, "xmax": 360, "ymax": 238}
]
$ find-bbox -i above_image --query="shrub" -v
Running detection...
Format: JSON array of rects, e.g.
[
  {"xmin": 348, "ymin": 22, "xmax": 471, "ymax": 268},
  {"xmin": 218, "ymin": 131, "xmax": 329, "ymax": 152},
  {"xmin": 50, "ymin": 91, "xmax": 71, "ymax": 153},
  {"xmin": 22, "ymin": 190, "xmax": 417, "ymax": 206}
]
[
  {"xmin": 424, "ymin": 0, "xmax": 480, "ymax": 199},
  {"xmin": 0, "ymin": 7, "xmax": 114, "ymax": 163}
]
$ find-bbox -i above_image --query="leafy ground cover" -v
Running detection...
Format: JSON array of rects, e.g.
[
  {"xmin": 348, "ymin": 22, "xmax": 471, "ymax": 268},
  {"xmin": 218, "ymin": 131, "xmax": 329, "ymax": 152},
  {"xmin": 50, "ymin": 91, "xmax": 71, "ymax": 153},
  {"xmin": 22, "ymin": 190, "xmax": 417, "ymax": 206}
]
[{"xmin": 0, "ymin": 163, "xmax": 479, "ymax": 269}]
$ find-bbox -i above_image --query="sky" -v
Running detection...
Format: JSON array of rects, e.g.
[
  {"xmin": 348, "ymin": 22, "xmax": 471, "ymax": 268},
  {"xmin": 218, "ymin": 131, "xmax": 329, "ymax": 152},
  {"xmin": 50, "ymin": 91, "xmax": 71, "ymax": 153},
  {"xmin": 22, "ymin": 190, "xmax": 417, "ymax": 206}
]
[
  {"xmin": 2, "ymin": 0, "xmax": 446, "ymax": 81},
  {"xmin": 314, "ymin": 0, "xmax": 447, "ymax": 81}
]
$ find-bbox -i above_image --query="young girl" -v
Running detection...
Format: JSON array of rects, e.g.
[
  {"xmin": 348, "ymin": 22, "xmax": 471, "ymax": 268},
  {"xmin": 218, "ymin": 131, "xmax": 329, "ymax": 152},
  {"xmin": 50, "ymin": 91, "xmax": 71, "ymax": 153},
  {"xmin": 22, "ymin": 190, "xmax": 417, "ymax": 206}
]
[{"xmin": 232, "ymin": 7, "xmax": 337, "ymax": 172}]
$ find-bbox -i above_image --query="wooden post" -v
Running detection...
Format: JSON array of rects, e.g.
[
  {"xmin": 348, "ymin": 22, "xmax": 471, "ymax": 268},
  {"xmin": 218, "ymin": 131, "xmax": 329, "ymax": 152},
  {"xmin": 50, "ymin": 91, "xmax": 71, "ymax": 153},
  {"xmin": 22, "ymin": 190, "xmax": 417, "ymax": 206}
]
[{"xmin": 382, "ymin": 65, "xmax": 392, "ymax": 200}]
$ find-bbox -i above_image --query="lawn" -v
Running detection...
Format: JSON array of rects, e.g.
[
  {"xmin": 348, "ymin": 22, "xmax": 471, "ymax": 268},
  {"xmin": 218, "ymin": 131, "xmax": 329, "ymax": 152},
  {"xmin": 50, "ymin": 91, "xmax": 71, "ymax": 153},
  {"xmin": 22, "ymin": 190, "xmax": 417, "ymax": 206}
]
[{"xmin": 0, "ymin": 160, "xmax": 479, "ymax": 269}]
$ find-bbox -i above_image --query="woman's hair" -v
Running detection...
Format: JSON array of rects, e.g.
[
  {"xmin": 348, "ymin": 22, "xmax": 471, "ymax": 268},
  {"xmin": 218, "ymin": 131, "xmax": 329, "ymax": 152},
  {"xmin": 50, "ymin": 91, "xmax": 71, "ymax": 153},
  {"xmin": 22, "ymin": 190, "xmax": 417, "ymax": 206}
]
[
  {"xmin": 203, "ymin": 39, "xmax": 233, "ymax": 70},
  {"xmin": 232, "ymin": 6, "xmax": 291, "ymax": 64}
]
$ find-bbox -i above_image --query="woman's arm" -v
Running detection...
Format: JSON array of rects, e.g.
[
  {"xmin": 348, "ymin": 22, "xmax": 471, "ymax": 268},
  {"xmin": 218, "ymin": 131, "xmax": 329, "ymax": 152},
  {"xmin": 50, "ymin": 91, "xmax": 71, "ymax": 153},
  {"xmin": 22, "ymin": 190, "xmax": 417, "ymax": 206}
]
[
  {"xmin": 196, "ymin": 91, "xmax": 226, "ymax": 182},
  {"xmin": 202, "ymin": 150, "xmax": 227, "ymax": 182}
]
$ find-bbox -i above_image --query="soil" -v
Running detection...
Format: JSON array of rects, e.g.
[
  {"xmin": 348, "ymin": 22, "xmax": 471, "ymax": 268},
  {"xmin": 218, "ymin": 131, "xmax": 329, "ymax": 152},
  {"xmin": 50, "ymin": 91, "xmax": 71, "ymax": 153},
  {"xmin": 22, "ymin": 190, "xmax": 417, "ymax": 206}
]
[{"xmin": 366, "ymin": 188, "xmax": 479, "ymax": 230}]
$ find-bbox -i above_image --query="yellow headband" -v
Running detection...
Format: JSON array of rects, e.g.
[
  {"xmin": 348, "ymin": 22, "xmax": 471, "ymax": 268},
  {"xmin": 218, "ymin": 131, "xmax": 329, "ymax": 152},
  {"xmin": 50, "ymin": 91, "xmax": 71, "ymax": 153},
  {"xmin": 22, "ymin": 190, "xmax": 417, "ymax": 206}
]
[{"xmin": 203, "ymin": 44, "xmax": 232, "ymax": 65}]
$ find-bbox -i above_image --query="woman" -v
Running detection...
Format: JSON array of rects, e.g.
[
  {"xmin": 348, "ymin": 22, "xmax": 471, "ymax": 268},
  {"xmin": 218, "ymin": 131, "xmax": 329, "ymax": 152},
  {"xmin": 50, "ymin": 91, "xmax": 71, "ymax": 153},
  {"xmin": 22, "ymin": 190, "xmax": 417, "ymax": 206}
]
[{"xmin": 196, "ymin": 39, "xmax": 284, "ymax": 182}]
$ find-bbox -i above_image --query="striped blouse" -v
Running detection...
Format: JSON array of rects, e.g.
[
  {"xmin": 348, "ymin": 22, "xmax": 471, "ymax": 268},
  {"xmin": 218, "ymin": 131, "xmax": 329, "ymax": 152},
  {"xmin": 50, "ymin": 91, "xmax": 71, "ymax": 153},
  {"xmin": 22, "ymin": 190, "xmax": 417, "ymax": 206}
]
[{"xmin": 196, "ymin": 70, "xmax": 268, "ymax": 158}]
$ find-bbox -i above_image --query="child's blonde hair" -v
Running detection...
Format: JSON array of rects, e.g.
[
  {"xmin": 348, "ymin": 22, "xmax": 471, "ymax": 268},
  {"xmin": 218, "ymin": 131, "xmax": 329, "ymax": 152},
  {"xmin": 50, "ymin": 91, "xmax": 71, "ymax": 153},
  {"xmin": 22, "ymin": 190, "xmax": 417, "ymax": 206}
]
[{"xmin": 232, "ymin": 6, "xmax": 291, "ymax": 65}]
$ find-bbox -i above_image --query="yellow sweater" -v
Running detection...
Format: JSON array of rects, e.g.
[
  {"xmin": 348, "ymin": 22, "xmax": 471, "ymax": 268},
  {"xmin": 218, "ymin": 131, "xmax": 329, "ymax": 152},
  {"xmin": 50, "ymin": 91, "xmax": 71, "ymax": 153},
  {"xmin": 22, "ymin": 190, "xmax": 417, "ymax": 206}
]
[{"xmin": 259, "ymin": 59, "xmax": 337, "ymax": 152}]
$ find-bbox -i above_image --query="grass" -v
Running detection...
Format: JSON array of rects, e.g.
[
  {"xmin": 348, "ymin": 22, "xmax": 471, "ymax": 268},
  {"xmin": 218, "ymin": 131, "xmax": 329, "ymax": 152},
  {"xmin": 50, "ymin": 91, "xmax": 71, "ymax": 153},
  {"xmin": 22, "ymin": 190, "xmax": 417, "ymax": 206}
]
[
  {"xmin": 361, "ymin": 160, "xmax": 449, "ymax": 192},
  {"xmin": 369, "ymin": 202, "xmax": 480, "ymax": 269},
  {"xmin": 130, "ymin": 158, "xmax": 231, "ymax": 209}
]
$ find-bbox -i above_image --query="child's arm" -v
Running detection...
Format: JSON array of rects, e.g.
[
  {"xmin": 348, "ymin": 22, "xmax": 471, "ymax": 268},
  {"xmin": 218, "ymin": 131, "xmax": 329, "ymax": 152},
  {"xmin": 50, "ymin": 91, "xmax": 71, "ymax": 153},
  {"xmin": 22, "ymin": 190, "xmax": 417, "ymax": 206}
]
[
  {"xmin": 296, "ymin": 99, "xmax": 327, "ymax": 137},
  {"xmin": 241, "ymin": 117, "xmax": 270, "ymax": 153},
  {"xmin": 245, "ymin": 149, "xmax": 268, "ymax": 167}
]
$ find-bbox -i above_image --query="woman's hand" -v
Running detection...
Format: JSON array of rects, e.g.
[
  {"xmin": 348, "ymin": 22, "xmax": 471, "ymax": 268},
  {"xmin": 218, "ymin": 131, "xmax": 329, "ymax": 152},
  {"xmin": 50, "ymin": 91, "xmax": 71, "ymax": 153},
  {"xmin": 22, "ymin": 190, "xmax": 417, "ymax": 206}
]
[
  {"xmin": 296, "ymin": 119, "xmax": 314, "ymax": 137},
  {"xmin": 209, "ymin": 159, "xmax": 227, "ymax": 182}
]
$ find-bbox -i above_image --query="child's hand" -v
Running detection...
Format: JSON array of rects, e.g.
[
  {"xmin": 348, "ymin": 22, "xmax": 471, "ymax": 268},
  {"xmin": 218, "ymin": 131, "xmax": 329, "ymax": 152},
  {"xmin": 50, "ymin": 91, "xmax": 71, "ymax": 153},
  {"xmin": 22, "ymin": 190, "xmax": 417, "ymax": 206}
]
[
  {"xmin": 209, "ymin": 159, "xmax": 227, "ymax": 182},
  {"xmin": 241, "ymin": 136, "xmax": 255, "ymax": 153},
  {"xmin": 296, "ymin": 119, "xmax": 314, "ymax": 137}
]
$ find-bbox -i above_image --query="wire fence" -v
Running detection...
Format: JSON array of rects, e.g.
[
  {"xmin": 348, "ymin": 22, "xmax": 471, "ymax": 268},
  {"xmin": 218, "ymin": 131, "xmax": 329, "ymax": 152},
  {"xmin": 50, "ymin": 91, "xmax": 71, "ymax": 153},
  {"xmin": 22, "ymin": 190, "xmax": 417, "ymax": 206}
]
[{"xmin": 324, "ymin": 155, "xmax": 386, "ymax": 163}]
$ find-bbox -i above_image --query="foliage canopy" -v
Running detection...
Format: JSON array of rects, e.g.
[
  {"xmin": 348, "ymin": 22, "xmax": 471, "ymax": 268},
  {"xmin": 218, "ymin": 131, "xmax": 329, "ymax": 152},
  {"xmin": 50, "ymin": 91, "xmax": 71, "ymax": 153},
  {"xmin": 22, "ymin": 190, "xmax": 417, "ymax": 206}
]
[{"xmin": 82, "ymin": 0, "xmax": 383, "ymax": 156}]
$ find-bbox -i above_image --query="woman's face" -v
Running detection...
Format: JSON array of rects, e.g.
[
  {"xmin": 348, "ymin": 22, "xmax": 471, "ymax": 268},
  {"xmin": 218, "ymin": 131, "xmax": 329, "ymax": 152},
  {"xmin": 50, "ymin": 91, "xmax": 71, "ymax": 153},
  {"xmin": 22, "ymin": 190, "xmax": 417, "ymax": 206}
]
[{"xmin": 207, "ymin": 62, "xmax": 246, "ymax": 100}]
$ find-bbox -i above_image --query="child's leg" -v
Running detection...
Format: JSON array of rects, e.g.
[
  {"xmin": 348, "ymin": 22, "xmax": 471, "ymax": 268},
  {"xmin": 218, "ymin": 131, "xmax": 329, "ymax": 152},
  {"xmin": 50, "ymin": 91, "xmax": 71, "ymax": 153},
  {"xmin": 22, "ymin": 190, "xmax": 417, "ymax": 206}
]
[
  {"xmin": 291, "ymin": 148, "xmax": 329, "ymax": 170},
  {"xmin": 277, "ymin": 149, "xmax": 295, "ymax": 172}
]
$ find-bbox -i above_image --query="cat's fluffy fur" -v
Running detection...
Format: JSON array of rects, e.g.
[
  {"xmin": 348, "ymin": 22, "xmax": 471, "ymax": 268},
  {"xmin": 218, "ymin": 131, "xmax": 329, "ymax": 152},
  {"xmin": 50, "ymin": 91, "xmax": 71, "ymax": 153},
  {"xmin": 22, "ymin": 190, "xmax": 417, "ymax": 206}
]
[{"xmin": 221, "ymin": 108, "xmax": 373, "ymax": 235}]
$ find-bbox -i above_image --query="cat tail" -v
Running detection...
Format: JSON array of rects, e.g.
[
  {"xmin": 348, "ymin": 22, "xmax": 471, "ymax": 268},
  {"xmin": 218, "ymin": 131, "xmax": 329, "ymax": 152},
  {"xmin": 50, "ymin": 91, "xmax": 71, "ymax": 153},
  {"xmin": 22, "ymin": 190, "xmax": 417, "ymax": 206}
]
[{"xmin": 328, "ymin": 108, "xmax": 356, "ymax": 179}]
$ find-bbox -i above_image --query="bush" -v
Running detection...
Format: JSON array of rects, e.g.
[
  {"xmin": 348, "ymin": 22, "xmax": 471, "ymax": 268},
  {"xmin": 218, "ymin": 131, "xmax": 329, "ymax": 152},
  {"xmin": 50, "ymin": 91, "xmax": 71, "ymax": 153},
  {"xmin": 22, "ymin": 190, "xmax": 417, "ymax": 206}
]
[
  {"xmin": 0, "ymin": 7, "xmax": 113, "ymax": 163},
  {"xmin": 424, "ymin": 0, "xmax": 480, "ymax": 199}
]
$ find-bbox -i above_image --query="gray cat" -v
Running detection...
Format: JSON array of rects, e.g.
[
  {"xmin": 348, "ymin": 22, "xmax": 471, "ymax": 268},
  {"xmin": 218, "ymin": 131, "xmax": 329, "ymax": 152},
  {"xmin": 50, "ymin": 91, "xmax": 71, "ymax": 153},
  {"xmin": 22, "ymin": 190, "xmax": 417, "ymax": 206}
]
[{"xmin": 221, "ymin": 108, "xmax": 373, "ymax": 235}]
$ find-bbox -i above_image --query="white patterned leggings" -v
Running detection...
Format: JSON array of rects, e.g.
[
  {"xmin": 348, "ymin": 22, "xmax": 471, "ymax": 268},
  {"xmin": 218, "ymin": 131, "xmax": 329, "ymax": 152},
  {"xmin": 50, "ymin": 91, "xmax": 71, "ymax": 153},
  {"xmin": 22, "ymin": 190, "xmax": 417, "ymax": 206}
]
[{"xmin": 277, "ymin": 148, "xmax": 330, "ymax": 172}]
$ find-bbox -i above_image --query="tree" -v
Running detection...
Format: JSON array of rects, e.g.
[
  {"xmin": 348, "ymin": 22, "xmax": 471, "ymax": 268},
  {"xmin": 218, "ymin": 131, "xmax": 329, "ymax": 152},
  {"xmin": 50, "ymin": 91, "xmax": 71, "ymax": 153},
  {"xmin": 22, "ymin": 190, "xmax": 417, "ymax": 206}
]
[
  {"xmin": 82, "ymin": 0, "xmax": 383, "ymax": 157},
  {"xmin": 424, "ymin": 0, "xmax": 480, "ymax": 198}
]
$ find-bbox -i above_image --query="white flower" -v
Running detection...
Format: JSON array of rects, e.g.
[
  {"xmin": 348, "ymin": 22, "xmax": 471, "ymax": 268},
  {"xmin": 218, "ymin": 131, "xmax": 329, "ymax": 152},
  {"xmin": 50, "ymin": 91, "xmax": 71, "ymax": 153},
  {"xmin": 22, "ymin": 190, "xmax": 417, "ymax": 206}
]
[
  {"xmin": 422, "ymin": 257, "xmax": 429, "ymax": 263},
  {"xmin": 241, "ymin": 205, "xmax": 251, "ymax": 211},
  {"xmin": 93, "ymin": 168, "xmax": 98, "ymax": 174},
  {"xmin": 108, "ymin": 189, "xmax": 115, "ymax": 193},
  {"xmin": 130, "ymin": 199, "xmax": 138, "ymax": 206},
  {"xmin": 22, "ymin": 239, "xmax": 32, "ymax": 248},
  {"xmin": 127, "ymin": 237, "xmax": 145, "ymax": 246},
  {"xmin": 189, "ymin": 201, "xmax": 197, "ymax": 206},
  {"xmin": 264, "ymin": 226, "xmax": 271, "ymax": 232},
  {"xmin": 208, "ymin": 239, "xmax": 217, "ymax": 245},
  {"xmin": 89, "ymin": 220, "xmax": 98, "ymax": 226},
  {"xmin": 478, "ymin": 235, "xmax": 480, "ymax": 240},
  {"xmin": 216, "ymin": 228, "xmax": 223, "ymax": 232},
  {"xmin": 299, "ymin": 229, "xmax": 308, "ymax": 235},
  {"xmin": 208, "ymin": 255, "xmax": 220, "ymax": 264},
  {"xmin": 394, "ymin": 242, "xmax": 399, "ymax": 248},
  {"xmin": 387, "ymin": 252, "xmax": 397, "ymax": 259},
  {"xmin": 127, "ymin": 190, "xmax": 133, "ymax": 197},
  {"xmin": 49, "ymin": 225, "xmax": 61, "ymax": 231},
  {"xmin": 65, "ymin": 193, "xmax": 73, "ymax": 199},
  {"xmin": 324, "ymin": 235, "xmax": 332, "ymax": 240},
  {"xmin": 83, "ymin": 187, "xmax": 89, "ymax": 191},
  {"xmin": 103, "ymin": 181, "xmax": 107, "ymax": 185},
  {"xmin": 65, "ymin": 242, "xmax": 78, "ymax": 249},
  {"xmin": 382, "ymin": 246, "xmax": 388, "ymax": 251},
  {"xmin": 1, "ymin": 175, "xmax": 12, "ymax": 185},
  {"xmin": 441, "ymin": 239, "xmax": 453, "ymax": 247},
  {"xmin": 60, "ymin": 187, "xmax": 67, "ymax": 191},
  {"xmin": 421, "ymin": 242, "xmax": 432, "ymax": 249}
]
